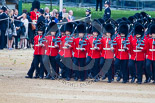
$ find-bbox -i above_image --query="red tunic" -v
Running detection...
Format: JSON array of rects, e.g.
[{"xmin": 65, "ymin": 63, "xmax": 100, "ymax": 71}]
[
  {"xmin": 73, "ymin": 37, "xmax": 89, "ymax": 58},
  {"xmin": 87, "ymin": 36, "xmax": 102, "ymax": 59},
  {"xmin": 146, "ymin": 38, "xmax": 155, "ymax": 61},
  {"xmin": 45, "ymin": 36, "xmax": 60, "ymax": 56},
  {"xmin": 34, "ymin": 35, "xmax": 46, "ymax": 55},
  {"xmin": 30, "ymin": 11, "xmax": 39, "ymax": 23},
  {"xmin": 101, "ymin": 37, "xmax": 115, "ymax": 59},
  {"xmin": 115, "ymin": 37, "xmax": 130, "ymax": 60},
  {"xmin": 58, "ymin": 36, "xmax": 74, "ymax": 58},
  {"xmin": 130, "ymin": 36, "xmax": 147, "ymax": 61}
]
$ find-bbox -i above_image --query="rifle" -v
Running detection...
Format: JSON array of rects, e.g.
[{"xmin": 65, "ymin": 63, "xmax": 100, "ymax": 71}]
[
  {"xmin": 90, "ymin": 35, "xmax": 102, "ymax": 50},
  {"xmin": 76, "ymin": 37, "xmax": 87, "ymax": 50},
  {"xmin": 136, "ymin": 35, "xmax": 145, "ymax": 49},
  {"xmin": 48, "ymin": 25, "xmax": 63, "ymax": 48},
  {"xmin": 122, "ymin": 30, "xmax": 132, "ymax": 49},
  {"xmin": 153, "ymin": 38, "xmax": 155, "ymax": 45},
  {"xmin": 108, "ymin": 33, "xmax": 117, "ymax": 48},
  {"xmin": 63, "ymin": 26, "xmax": 77, "ymax": 49}
]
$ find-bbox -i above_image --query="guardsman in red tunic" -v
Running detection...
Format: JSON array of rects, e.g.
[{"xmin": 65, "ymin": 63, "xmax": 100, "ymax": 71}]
[
  {"xmin": 100, "ymin": 23, "xmax": 116, "ymax": 83},
  {"xmin": 73, "ymin": 23, "xmax": 89, "ymax": 81},
  {"xmin": 87, "ymin": 24, "xmax": 102, "ymax": 82},
  {"xmin": 56, "ymin": 23, "xmax": 74, "ymax": 81},
  {"xmin": 114, "ymin": 23, "xmax": 130, "ymax": 83},
  {"xmin": 128, "ymin": 23, "xmax": 147, "ymax": 84},
  {"xmin": 33, "ymin": 22, "xmax": 46, "ymax": 79},
  {"xmin": 43, "ymin": 22, "xmax": 60, "ymax": 80},
  {"xmin": 146, "ymin": 24, "xmax": 155, "ymax": 84},
  {"xmin": 30, "ymin": 0, "xmax": 40, "ymax": 24}
]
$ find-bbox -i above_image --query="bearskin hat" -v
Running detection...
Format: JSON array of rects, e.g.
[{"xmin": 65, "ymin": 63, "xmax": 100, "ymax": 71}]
[
  {"xmin": 77, "ymin": 23, "xmax": 86, "ymax": 34},
  {"xmin": 92, "ymin": 23, "xmax": 102, "ymax": 35},
  {"xmin": 32, "ymin": 0, "xmax": 40, "ymax": 10},
  {"xmin": 65, "ymin": 22, "xmax": 74, "ymax": 33},
  {"xmin": 47, "ymin": 22, "xmax": 58, "ymax": 33},
  {"xmin": 104, "ymin": 23, "xmax": 115, "ymax": 35},
  {"xmin": 134, "ymin": 23, "xmax": 144, "ymax": 36},
  {"xmin": 118, "ymin": 24, "xmax": 129, "ymax": 37},
  {"xmin": 140, "ymin": 12, "xmax": 148, "ymax": 18},
  {"xmin": 149, "ymin": 24, "xmax": 155, "ymax": 34},
  {"xmin": 128, "ymin": 16, "xmax": 135, "ymax": 24},
  {"xmin": 37, "ymin": 21, "xmax": 45, "ymax": 32}
]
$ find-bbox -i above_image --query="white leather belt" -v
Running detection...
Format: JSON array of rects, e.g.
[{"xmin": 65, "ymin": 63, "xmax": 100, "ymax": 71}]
[
  {"xmin": 103, "ymin": 48, "xmax": 111, "ymax": 50},
  {"xmin": 118, "ymin": 49, "xmax": 125, "ymax": 51},
  {"xmin": 149, "ymin": 49, "xmax": 155, "ymax": 51},
  {"xmin": 133, "ymin": 50, "xmax": 142, "ymax": 52}
]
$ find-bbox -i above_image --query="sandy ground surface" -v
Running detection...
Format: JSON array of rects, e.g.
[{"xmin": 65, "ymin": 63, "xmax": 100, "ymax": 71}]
[{"xmin": 0, "ymin": 49, "xmax": 155, "ymax": 103}]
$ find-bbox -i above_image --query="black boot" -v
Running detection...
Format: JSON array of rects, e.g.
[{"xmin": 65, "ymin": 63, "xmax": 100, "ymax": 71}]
[
  {"xmin": 131, "ymin": 77, "xmax": 135, "ymax": 83},
  {"xmin": 45, "ymin": 74, "xmax": 51, "ymax": 79},
  {"xmin": 117, "ymin": 77, "xmax": 121, "ymax": 82},
  {"xmin": 25, "ymin": 75, "xmax": 32, "ymax": 79}
]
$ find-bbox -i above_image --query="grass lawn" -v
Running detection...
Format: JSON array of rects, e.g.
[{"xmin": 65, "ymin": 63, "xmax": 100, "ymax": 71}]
[{"xmin": 22, "ymin": 3, "xmax": 155, "ymax": 20}]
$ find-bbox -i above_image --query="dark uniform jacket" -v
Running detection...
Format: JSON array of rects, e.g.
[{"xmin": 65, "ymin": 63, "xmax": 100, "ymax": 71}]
[{"xmin": 103, "ymin": 7, "xmax": 111, "ymax": 21}]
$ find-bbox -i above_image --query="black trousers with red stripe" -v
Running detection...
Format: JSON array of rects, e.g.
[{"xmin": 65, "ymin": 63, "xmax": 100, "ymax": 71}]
[{"xmin": 73, "ymin": 57, "xmax": 86, "ymax": 80}]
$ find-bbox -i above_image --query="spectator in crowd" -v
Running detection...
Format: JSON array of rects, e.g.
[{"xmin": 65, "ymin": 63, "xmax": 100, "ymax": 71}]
[
  {"xmin": 20, "ymin": 13, "xmax": 29, "ymax": 49},
  {"xmin": 68, "ymin": 10, "xmax": 75, "ymax": 22},
  {"xmin": 44, "ymin": 7, "xmax": 50, "ymax": 16},
  {"xmin": 45, "ymin": 14, "xmax": 51, "ymax": 23},
  {"xmin": 6, "ymin": 10, "xmax": 16, "ymax": 50},
  {"xmin": 61, "ymin": 13, "xmax": 69, "ymax": 22},
  {"xmin": 50, "ymin": 9, "xmax": 58, "ymax": 17},
  {"xmin": 0, "ymin": 6, "xmax": 8, "ymax": 50},
  {"xmin": 55, "ymin": 12, "xmax": 60, "ymax": 23},
  {"xmin": 37, "ymin": 8, "xmax": 45, "ymax": 24},
  {"xmin": 14, "ymin": 9, "xmax": 21, "ymax": 49},
  {"xmin": 59, "ymin": 7, "xmax": 67, "ymax": 20}
]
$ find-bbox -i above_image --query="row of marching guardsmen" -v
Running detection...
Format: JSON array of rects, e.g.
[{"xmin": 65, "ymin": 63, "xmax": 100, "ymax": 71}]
[{"xmin": 25, "ymin": 15, "xmax": 155, "ymax": 84}]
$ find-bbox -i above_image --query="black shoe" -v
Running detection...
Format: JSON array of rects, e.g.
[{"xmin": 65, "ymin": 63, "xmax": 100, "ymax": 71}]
[
  {"xmin": 131, "ymin": 77, "xmax": 135, "ymax": 83},
  {"xmin": 144, "ymin": 80, "xmax": 148, "ymax": 83},
  {"xmin": 34, "ymin": 75, "xmax": 39, "ymax": 79},
  {"xmin": 102, "ymin": 76, "xmax": 106, "ymax": 80},
  {"xmin": 147, "ymin": 77, "xmax": 151, "ymax": 83},
  {"xmin": 122, "ymin": 81, "xmax": 127, "ymax": 83},
  {"xmin": 45, "ymin": 75, "xmax": 51, "ymax": 79},
  {"xmin": 88, "ymin": 73, "xmax": 93, "ymax": 79},
  {"xmin": 137, "ymin": 82, "xmax": 142, "ymax": 84},
  {"xmin": 153, "ymin": 81, "xmax": 155, "ymax": 84},
  {"xmin": 94, "ymin": 77, "xmax": 100, "ymax": 82},
  {"xmin": 108, "ymin": 80, "xmax": 112, "ymax": 83},
  {"xmin": 66, "ymin": 77, "xmax": 70, "ymax": 81},
  {"xmin": 25, "ymin": 75, "xmax": 32, "ymax": 79},
  {"xmin": 136, "ymin": 81, "xmax": 142, "ymax": 84},
  {"xmin": 117, "ymin": 77, "xmax": 121, "ymax": 82},
  {"xmin": 58, "ymin": 76, "xmax": 62, "ymax": 79},
  {"xmin": 80, "ymin": 79, "xmax": 85, "ymax": 81},
  {"xmin": 51, "ymin": 76, "xmax": 55, "ymax": 80},
  {"xmin": 39, "ymin": 77, "xmax": 43, "ymax": 79},
  {"xmin": 74, "ymin": 77, "xmax": 78, "ymax": 81}
]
